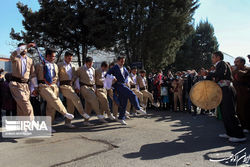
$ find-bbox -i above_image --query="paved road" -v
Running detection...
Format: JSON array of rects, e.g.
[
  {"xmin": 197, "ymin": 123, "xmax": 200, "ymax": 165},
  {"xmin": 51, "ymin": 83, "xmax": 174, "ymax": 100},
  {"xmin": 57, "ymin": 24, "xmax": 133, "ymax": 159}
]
[{"xmin": 1, "ymin": 110, "xmax": 250, "ymax": 167}]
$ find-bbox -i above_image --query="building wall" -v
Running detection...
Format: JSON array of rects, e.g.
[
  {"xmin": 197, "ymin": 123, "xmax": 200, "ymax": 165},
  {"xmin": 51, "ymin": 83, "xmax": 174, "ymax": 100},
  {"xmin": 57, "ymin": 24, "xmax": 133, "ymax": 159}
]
[
  {"xmin": 0, "ymin": 58, "xmax": 11, "ymax": 72},
  {"xmin": 223, "ymin": 52, "xmax": 250, "ymax": 67}
]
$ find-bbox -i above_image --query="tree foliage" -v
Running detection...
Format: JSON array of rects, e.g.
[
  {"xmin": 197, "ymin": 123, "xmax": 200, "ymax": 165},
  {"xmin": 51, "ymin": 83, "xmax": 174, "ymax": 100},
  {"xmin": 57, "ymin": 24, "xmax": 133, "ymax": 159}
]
[
  {"xmin": 114, "ymin": 0, "xmax": 199, "ymax": 70},
  {"xmin": 10, "ymin": 0, "xmax": 199, "ymax": 68},
  {"xmin": 10, "ymin": 0, "xmax": 118, "ymax": 65},
  {"xmin": 175, "ymin": 20, "xmax": 219, "ymax": 70}
]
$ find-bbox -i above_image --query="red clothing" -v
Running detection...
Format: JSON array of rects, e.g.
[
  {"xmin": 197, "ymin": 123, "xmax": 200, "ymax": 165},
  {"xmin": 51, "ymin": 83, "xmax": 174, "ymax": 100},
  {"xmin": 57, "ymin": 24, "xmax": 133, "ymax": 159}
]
[{"xmin": 154, "ymin": 73, "xmax": 162, "ymax": 97}]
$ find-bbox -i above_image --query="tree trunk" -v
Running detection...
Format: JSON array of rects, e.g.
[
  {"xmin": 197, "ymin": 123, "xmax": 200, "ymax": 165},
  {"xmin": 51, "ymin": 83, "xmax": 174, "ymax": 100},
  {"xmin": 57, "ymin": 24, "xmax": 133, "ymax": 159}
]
[
  {"xmin": 125, "ymin": 46, "xmax": 131, "ymax": 65},
  {"xmin": 81, "ymin": 43, "xmax": 87, "ymax": 65},
  {"xmin": 76, "ymin": 45, "xmax": 81, "ymax": 67},
  {"xmin": 56, "ymin": 50, "xmax": 64, "ymax": 63}
]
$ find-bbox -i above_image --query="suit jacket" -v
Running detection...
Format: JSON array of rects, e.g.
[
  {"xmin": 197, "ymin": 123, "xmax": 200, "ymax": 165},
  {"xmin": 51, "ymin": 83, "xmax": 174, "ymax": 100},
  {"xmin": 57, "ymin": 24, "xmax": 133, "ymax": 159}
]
[
  {"xmin": 57, "ymin": 62, "xmax": 77, "ymax": 82},
  {"xmin": 76, "ymin": 65, "xmax": 95, "ymax": 85},
  {"xmin": 35, "ymin": 62, "xmax": 58, "ymax": 84},
  {"xmin": 10, "ymin": 51, "xmax": 36, "ymax": 80},
  {"xmin": 95, "ymin": 68, "xmax": 104, "ymax": 86},
  {"xmin": 107, "ymin": 64, "xmax": 129, "ymax": 84},
  {"xmin": 208, "ymin": 61, "xmax": 233, "ymax": 82}
]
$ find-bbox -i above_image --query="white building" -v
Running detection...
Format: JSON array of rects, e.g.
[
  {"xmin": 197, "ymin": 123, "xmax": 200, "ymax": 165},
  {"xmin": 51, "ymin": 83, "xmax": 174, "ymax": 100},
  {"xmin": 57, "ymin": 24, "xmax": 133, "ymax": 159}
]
[{"xmin": 223, "ymin": 52, "xmax": 250, "ymax": 67}]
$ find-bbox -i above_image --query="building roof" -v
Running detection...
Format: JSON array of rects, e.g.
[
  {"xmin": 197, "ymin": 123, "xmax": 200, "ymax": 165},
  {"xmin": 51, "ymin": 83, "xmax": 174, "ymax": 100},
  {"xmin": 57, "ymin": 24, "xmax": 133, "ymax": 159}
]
[{"xmin": 0, "ymin": 57, "xmax": 10, "ymax": 62}]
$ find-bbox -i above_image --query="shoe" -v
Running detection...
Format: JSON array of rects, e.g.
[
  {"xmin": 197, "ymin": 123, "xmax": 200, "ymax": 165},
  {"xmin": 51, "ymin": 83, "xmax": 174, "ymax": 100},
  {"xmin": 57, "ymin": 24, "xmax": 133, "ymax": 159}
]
[
  {"xmin": 108, "ymin": 114, "xmax": 116, "ymax": 120},
  {"xmin": 117, "ymin": 119, "xmax": 127, "ymax": 125},
  {"xmin": 243, "ymin": 129, "xmax": 249, "ymax": 133},
  {"xmin": 97, "ymin": 115, "xmax": 105, "ymax": 119},
  {"xmin": 83, "ymin": 121, "xmax": 93, "ymax": 126},
  {"xmin": 125, "ymin": 111, "xmax": 131, "ymax": 119},
  {"xmin": 219, "ymin": 134, "xmax": 230, "ymax": 138},
  {"xmin": 125, "ymin": 111, "xmax": 130, "ymax": 116},
  {"xmin": 136, "ymin": 108, "xmax": 147, "ymax": 115},
  {"xmin": 98, "ymin": 118, "xmax": 108, "ymax": 123},
  {"xmin": 141, "ymin": 104, "xmax": 147, "ymax": 109},
  {"xmin": 82, "ymin": 113, "xmax": 90, "ymax": 120},
  {"xmin": 132, "ymin": 113, "xmax": 138, "ymax": 116},
  {"xmin": 65, "ymin": 113, "xmax": 74, "ymax": 120},
  {"xmin": 229, "ymin": 137, "xmax": 247, "ymax": 143},
  {"xmin": 65, "ymin": 123, "xmax": 76, "ymax": 128},
  {"xmin": 152, "ymin": 102, "xmax": 160, "ymax": 108},
  {"xmin": 125, "ymin": 115, "xmax": 131, "ymax": 119}
]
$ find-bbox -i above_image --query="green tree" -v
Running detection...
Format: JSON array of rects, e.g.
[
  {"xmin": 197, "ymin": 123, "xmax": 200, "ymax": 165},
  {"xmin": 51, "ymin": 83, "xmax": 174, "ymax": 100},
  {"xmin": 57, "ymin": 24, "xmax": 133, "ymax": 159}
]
[
  {"xmin": 10, "ymin": 0, "xmax": 198, "ymax": 69},
  {"xmin": 10, "ymin": 0, "xmax": 119, "ymax": 66},
  {"xmin": 175, "ymin": 20, "xmax": 219, "ymax": 70},
  {"xmin": 174, "ymin": 28, "xmax": 195, "ymax": 70},
  {"xmin": 114, "ymin": 0, "xmax": 199, "ymax": 70}
]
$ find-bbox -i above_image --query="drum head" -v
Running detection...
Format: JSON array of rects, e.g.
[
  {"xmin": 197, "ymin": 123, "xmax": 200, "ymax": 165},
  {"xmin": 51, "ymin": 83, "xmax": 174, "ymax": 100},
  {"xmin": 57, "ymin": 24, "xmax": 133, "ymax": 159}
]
[{"xmin": 189, "ymin": 80, "xmax": 222, "ymax": 110}]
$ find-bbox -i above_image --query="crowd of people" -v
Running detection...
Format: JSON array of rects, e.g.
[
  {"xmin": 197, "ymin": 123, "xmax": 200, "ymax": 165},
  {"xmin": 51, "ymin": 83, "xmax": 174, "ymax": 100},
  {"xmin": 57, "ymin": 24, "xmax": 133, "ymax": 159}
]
[{"xmin": 0, "ymin": 43, "xmax": 249, "ymax": 143}]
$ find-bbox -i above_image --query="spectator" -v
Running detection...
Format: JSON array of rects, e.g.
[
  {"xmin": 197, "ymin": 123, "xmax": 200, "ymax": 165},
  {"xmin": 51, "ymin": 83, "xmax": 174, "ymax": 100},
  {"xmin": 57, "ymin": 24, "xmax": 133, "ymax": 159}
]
[
  {"xmin": 160, "ymin": 76, "xmax": 169, "ymax": 110},
  {"xmin": 166, "ymin": 71, "xmax": 174, "ymax": 111},
  {"xmin": 153, "ymin": 70, "xmax": 163, "ymax": 103},
  {"xmin": 1, "ymin": 73, "xmax": 17, "ymax": 117},
  {"xmin": 187, "ymin": 70, "xmax": 199, "ymax": 115},
  {"xmin": 171, "ymin": 77, "xmax": 184, "ymax": 112},
  {"xmin": 182, "ymin": 71, "xmax": 189, "ymax": 112},
  {"xmin": 232, "ymin": 57, "xmax": 250, "ymax": 133},
  {"xmin": 147, "ymin": 73, "xmax": 154, "ymax": 93}
]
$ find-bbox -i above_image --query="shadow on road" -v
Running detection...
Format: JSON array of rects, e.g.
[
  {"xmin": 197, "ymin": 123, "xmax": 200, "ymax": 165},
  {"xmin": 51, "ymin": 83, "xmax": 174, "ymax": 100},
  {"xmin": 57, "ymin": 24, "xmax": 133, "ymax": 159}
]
[{"xmin": 124, "ymin": 110, "xmax": 250, "ymax": 166}]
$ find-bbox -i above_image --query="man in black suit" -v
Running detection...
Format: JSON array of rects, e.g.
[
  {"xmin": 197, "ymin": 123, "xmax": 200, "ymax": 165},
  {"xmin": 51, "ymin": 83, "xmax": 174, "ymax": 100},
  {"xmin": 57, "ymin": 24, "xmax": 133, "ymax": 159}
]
[
  {"xmin": 187, "ymin": 70, "xmax": 198, "ymax": 115},
  {"xmin": 209, "ymin": 51, "xmax": 246, "ymax": 143}
]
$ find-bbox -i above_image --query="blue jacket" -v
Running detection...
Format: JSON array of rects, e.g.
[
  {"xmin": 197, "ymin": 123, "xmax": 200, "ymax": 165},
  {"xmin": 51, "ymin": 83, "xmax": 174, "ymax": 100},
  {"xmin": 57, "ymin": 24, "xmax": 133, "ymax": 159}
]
[{"xmin": 107, "ymin": 64, "xmax": 129, "ymax": 84}]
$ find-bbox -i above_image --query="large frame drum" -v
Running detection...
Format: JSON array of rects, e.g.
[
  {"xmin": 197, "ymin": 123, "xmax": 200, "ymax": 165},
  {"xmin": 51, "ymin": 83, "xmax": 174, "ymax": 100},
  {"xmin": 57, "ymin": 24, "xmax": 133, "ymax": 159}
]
[{"xmin": 189, "ymin": 80, "xmax": 222, "ymax": 110}]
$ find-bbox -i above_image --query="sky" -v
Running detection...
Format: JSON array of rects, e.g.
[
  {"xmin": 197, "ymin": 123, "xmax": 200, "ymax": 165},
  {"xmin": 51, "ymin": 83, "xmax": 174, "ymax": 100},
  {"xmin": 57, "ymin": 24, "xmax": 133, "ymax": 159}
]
[
  {"xmin": 0, "ymin": 0, "xmax": 249, "ymax": 61},
  {"xmin": 193, "ymin": 0, "xmax": 250, "ymax": 61}
]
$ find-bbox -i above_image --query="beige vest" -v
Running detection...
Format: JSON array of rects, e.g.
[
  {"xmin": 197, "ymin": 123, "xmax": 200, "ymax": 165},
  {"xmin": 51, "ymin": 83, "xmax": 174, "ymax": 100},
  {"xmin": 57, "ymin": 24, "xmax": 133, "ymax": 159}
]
[
  {"xmin": 57, "ymin": 62, "xmax": 77, "ymax": 82},
  {"xmin": 137, "ymin": 75, "xmax": 147, "ymax": 89},
  {"xmin": 95, "ymin": 68, "xmax": 104, "ymax": 86},
  {"xmin": 76, "ymin": 65, "xmax": 95, "ymax": 85},
  {"xmin": 35, "ymin": 62, "xmax": 58, "ymax": 83},
  {"xmin": 10, "ymin": 51, "xmax": 36, "ymax": 79}
]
